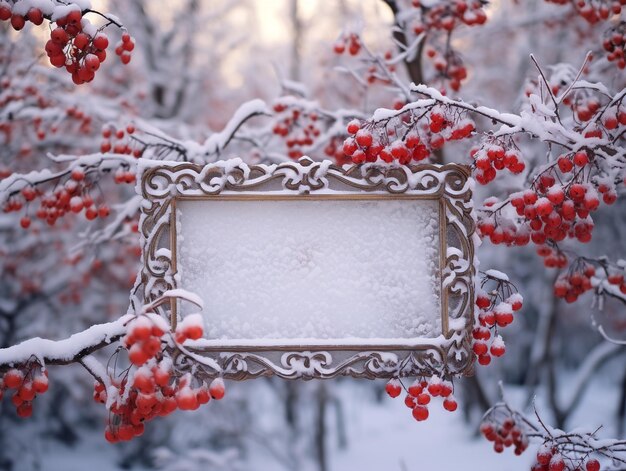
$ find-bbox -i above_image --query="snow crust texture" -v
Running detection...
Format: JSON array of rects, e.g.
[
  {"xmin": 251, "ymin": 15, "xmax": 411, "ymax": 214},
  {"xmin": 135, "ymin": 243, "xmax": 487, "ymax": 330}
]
[{"xmin": 177, "ymin": 198, "xmax": 442, "ymax": 341}]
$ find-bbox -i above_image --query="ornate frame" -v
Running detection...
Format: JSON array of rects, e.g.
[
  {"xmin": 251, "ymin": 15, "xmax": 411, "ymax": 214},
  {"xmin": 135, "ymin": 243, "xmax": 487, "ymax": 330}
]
[{"xmin": 139, "ymin": 157, "xmax": 476, "ymax": 380}]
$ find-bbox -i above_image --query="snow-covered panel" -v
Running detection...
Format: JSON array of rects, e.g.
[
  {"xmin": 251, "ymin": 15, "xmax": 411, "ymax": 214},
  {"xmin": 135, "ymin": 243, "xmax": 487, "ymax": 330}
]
[{"xmin": 177, "ymin": 198, "xmax": 442, "ymax": 343}]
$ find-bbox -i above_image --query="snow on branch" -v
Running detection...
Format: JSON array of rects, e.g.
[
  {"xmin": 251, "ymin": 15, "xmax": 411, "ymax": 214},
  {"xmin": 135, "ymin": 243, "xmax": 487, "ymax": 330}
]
[{"xmin": 0, "ymin": 315, "xmax": 132, "ymax": 368}]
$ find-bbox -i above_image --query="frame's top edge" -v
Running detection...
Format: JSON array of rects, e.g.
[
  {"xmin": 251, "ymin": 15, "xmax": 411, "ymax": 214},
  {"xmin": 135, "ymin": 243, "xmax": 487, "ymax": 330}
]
[
  {"xmin": 139, "ymin": 158, "xmax": 472, "ymax": 200},
  {"xmin": 138, "ymin": 157, "xmax": 470, "ymax": 175}
]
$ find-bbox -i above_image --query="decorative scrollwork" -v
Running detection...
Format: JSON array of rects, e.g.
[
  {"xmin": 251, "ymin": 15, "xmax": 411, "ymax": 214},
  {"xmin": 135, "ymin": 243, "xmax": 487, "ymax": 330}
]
[{"xmin": 139, "ymin": 157, "xmax": 475, "ymax": 379}]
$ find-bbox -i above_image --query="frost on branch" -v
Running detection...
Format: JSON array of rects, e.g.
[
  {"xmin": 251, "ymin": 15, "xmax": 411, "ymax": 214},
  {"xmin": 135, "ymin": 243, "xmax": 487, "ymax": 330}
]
[{"xmin": 482, "ymin": 400, "xmax": 626, "ymax": 470}]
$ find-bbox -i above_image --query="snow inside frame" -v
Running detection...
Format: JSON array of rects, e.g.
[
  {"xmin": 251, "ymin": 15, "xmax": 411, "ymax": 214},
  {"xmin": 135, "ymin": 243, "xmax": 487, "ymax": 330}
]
[{"xmin": 138, "ymin": 158, "xmax": 476, "ymax": 380}]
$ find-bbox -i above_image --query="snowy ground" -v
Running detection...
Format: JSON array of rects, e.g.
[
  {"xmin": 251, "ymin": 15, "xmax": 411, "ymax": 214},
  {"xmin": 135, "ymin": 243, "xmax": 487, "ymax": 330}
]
[{"xmin": 43, "ymin": 374, "xmax": 620, "ymax": 471}]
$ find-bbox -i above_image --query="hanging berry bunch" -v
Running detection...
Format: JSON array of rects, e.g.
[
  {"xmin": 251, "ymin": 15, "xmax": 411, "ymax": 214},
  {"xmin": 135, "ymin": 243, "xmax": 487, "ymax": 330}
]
[
  {"xmin": 408, "ymin": 1, "xmax": 487, "ymax": 91},
  {"xmin": 385, "ymin": 375, "xmax": 458, "ymax": 422},
  {"xmin": 473, "ymin": 271, "xmax": 523, "ymax": 366},
  {"xmin": 483, "ymin": 402, "xmax": 611, "ymax": 469},
  {"xmin": 545, "ymin": 0, "xmax": 623, "ymax": 24},
  {"xmin": 323, "ymin": 136, "xmax": 352, "ymax": 165},
  {"xmin": 553, "ymin": 257, "xmax": 626, "ymax": 303},
  {"xmin": 97, "ymin": 360, "xmax": 226, "ymax": 443},
  {"xmin": 603, "ymin": 24, "xmax": 626, "ymax": 69},
  {"xmin": 101, "ymin": 123, "xmax": 144, "ymax": 159},
  {"xmin": 96, "ymin": 310, "xmax": 224, "ymax": 442},
  {"xmin": 471, "ymin": 138, "xmax": 526, "ymax": 184},
  {"xmin": 4, "ymin": 164, "xmax": 115, "ymax": 229},
  {"xmin": 480, "ymin": 409, "xmax": 530, "ymax": 455},
  {"xmin": 271, "ymin": 100, "xmax": 322, "ymax": 160},
  {"xmin": 332, "ymin": 31, "xmax": 362, "ymax": 56},
  {"xmin": 0, "ymin": 1, "xmax": 132, "ymax": 84},
  {"xmin": 410, "ymin": 0, "xmax": 488, "ymax": 34},
  {"xmin": 0, "ymin": 364, "xmax": 49, "ymax": 418},
  {"xmin": 536, "ymin": 245, "xmax": 569, "ymax": 269},
  {"xmin": 341, "ymin": 106, "xmax": 474, "ymax": 165}
]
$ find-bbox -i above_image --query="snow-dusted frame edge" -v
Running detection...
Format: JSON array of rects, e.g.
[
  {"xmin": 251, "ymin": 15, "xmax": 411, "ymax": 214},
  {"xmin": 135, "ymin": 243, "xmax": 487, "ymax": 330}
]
[{"xmin": 138, "ymin": 157, "xmax": 476, "ymax": 380}]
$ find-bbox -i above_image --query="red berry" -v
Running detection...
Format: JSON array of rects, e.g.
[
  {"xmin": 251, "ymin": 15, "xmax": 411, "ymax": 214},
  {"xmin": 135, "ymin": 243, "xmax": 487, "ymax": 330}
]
[
  {"xmin": 66, "ymin": 10, "xmax": 82, "ymax": 25},
  {"xmin": 4, "ymin": 369, "xmax": 24, "ymax": 389},
  {"xmin": 333, "ymin": 42, "xmax": 345, "ymax": 54},
  {"xmin": 11, "ymin": 14, "xmax": 26, "ymax": 31},
  {"xmin": 32, "ymin": 374, "xmax": 49, "ymax": 393},
  {"xmin": 128, "ymin": 344, "xmax": 149, "ymax": 366},
  {"xmin": 473, "ymin": 342, "xmax": 488, "ymax": 355},
  {"xmin": 27, "ymin": 8, "xmax": 44, "ymax": 26},
  {"xmin": 84, "ymin": 54, "xmax": 100, "ymax": 71},
  {"xmin": 408, "ymin": 381, "xmax": 423, "ymax": 397},
  {"xmin": 412, "ymin": 405, "xmax": 429, "ymax": 421},
  {"xmin": 346, "ymin": 120, "xmax": 360, "ymax": 135},
  {"xmin": 385, "ymin": 379, "xmax": 402, "ymax": 398},
  {"xmin": 0, "ymin": 5, "xmax": 11, "ymax": 21},
  {"xmin": 573, "ymin": 150, "xmax": 589, "ymax": 167},
  {"xmin": 177, "ymin": 389, "xmax": 199, "ymax": 410},
  {"xmin": 417, "ymin": 393, "xmax": 431, "ymax": 405},
  {"xmin": 443, "ymin": 398, "xmax": 458, "ymax": 412},
  {"xmin": 585, "ymin": 459, "xmax": 600, "ymax": 471},
  {"xmin": 549, "ymin": 454, "xmax": 565, "ymax": 471},
  {"xmin": 16, "ymin": 401, "xmax": 33, "ymax": 418},
  {"xmin": 209, "ymin": 378, "xmax": 225, "ymax": 400},
  {"xmin": 93, "ymin": 34, "xmax": 109, "ymax": 50},
  {"xmin": 73, "ymin": 33, "xmax": 90, "ymax": 50},
  {"xmin": 355, "ymin": 129, "xmax": 373, "ymax": 148}
]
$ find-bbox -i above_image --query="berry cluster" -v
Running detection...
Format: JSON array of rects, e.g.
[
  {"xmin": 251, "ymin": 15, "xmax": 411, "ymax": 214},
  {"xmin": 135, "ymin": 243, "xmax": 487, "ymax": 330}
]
[
  {"xmin": 0, "ymin": 366, "xmax": 48, "ymax": 418},
  {"xmin": 472, "ymin": 141, "xmax": 525, "ymax": 184},
  {"xmin": 554, "ymin": 262, "xmax": 626, "ymax": 303},
  {"xmin": 553, "ymin": 263, "xmax": 596, "ymax": 302},
  {"xmin": 408, "ymin": 1, "xmax": 486, "ymax": 91},
  {"xmin": 473, "ymin": 274, "xmax": 523, "ymax": 366},
  {"xmin": 174, "ymin": 313, "xmax": 204, "ymax": 344},
  {"xmin": 101, "ymin": 123, "xmax": 143, "ymax": 159},
  {"xmin": 479, "ymin": 168, "xmax": 609, "ymax": 249},
  {"xmin": 323, "ymin": 136, "xmax": 351, "ymax": 165},
  {"xmin": 546, "ymin": 0, "xmax": 623, "ymax": 24},
  {"xmin": 123, "ymin": 314, "xmax": 169, "ymax": 366},
  {"xmin": 481, "ymin": 417, "xmax": 529, "ymax": 455},
  {"xmin": 95, "ymin": 361, "xmax": 226, "ymax": 443},
  {"xmin": 114, "ymin": 33, "xmax": 135, "ymax": 65},
  {"xmin": 536, "ymin": 245, "xmax": 569, "ymax": 269},
  {"xmin": 272, "ymin": 101, "xmax": 321, "ymax": 160},
  {"xmin": 411, "ymin": 0, "xmax": 488, "ymax": 34},
  {"xmin": 0, "ymin": 2, "xmax": 132, "ymax": 85},
  {"xmin": 3, "ymin": 168, "xmax": 112, "ymax": 229},
  {"xmin": 385, "ymin": 375, "xmax": 457, "ymax": 422},
  {"xmin": 533, "ymin": 444, "xmax": 601, "ymax": 471},
  {"xmin": 332, "ymin": 32, "xmax": 362, "ymax": 56},
  {"xmin": 603, "ymin": 25, "xmax": 626, "ymax": 69},
  {"xmin": 0, "ymin": 80, "xmax": 94, "ymax": 175},
  {"xmin": 341, "ymin": 108, "xmax": 474, "ymax": 165},
  {"xmin": 423, "ymin": 46, "xmax": 468, "ymax": 91}
]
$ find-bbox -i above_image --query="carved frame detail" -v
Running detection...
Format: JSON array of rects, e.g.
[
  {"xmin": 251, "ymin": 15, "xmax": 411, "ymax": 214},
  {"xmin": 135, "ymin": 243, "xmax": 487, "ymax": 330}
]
[{"xmin": 139, "ymin": 158, "xmax": 476, "ymax": 380}]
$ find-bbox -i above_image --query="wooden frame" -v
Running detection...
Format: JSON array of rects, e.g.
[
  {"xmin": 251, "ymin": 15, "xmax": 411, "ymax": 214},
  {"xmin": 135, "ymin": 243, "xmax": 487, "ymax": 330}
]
[{"xmin": 138, "ymin": 157, "xmax": 476, "ymax": 380}]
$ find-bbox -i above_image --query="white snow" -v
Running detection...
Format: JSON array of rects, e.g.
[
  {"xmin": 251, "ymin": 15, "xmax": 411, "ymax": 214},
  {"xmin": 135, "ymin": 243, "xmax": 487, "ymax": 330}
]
[
  {"xmin": 0, "ymin": 315, "xmax": 131, "ymax": 366},
  {"xmin": 176, "ymin": 198, "xmax": 442, "ymax": 342},
  {"xmin": 485, "ymin": 269, "xmax": 510, "ymax": 281}
]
